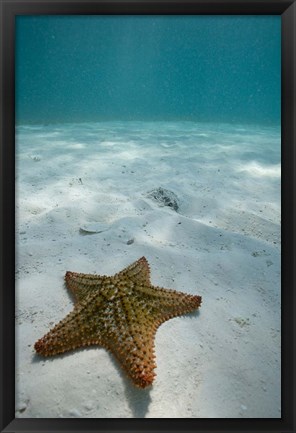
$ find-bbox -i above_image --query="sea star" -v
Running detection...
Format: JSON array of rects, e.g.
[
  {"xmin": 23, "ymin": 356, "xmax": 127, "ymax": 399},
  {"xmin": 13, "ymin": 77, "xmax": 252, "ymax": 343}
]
[{"xmin": 34, "ymin": 257, "xmax": 202, "ymax": 388}]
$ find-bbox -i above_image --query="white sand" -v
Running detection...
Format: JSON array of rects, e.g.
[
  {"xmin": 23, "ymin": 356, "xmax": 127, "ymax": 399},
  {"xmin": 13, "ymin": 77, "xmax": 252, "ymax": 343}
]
[{"xmin": 15, "ymin": 121, "xmax": 281, "ymax": 418}]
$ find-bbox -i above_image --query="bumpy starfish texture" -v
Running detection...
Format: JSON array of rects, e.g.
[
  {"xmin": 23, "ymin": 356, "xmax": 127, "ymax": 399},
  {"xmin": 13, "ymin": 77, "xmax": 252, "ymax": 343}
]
[{"xmin": 34, "ymin": 257, "xmax": 202, "ymax": 388}]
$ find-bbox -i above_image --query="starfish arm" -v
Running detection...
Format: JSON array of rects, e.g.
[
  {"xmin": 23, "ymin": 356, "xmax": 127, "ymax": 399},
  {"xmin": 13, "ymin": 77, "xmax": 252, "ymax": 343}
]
[
  {"xmin": 65, "ymin": 271, "xmax": 109, "ymax": 303},
  {"xmin": 115, "ymin": 256, "xmax": 151, "ymax": 286},
  {"xmin": 34, "ymin": 293, "xmax": 105, "ymax": 356},
  {"xmin": 102, "ymin": 327, "xmax": 157, "ymax": 388},
  {"xmin": 99, "ymin": 297, "xmax": 158, "ymax": 388},
  {"xmin": 135, "ymin": 284, "xmax": 202, "ymax": 319}
]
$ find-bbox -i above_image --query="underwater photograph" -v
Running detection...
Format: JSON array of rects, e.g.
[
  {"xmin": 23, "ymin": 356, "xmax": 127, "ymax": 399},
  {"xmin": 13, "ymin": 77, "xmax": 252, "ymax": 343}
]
[{"xmin": 15, "ymin": 15, "xmax": 281, "ymax": 418}]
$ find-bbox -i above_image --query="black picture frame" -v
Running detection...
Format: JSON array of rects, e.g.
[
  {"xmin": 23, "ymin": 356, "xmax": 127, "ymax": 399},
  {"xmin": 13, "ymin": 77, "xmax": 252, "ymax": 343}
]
[{"xmin": 0, "ymin": 0, "xmax": 295, "ymax": 432}]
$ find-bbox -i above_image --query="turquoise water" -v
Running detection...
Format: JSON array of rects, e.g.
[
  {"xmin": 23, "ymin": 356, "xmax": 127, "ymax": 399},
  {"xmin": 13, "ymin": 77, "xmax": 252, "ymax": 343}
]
[{"xmin": 15, "ymin": 16, "xmax": 280, "ymax": 125}]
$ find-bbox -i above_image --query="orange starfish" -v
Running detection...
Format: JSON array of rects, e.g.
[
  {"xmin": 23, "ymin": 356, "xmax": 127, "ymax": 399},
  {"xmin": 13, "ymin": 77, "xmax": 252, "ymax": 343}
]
[{"xmin": 34, "ymin": 257, "xmax": 202, "ymax": 388}]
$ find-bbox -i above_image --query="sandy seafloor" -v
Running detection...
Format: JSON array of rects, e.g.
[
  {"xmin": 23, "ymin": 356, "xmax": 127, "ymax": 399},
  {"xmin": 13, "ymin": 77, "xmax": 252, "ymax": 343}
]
[{"xmin": 15, "ymin": 121, "xmax": 281, "ymax": 418}]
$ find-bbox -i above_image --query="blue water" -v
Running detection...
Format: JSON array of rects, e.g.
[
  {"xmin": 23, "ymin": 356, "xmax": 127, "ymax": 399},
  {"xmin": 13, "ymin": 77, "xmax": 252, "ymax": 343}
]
[{"xmin": 15, "ymin": 16, "xmax": 280, "ymax": 125}]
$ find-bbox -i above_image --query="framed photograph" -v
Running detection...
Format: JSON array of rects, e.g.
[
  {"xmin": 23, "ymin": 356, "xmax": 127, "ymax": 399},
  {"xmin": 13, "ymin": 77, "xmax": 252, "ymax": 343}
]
[{"xmin": 1, "ymin": 0, "xmax": 295, "ymax": 432}]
